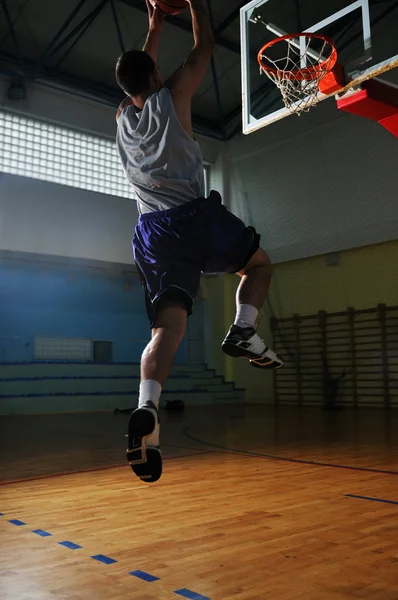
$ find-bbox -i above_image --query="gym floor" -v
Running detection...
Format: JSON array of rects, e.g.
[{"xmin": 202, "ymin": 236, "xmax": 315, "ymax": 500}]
[{"xmin": 1, "ymin": 405, "xmax": 397, "ymax": 600}]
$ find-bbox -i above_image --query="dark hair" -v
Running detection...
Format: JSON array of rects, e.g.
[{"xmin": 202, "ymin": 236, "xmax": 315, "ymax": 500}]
[{"xmin": 115, "ymin": 50, "xmax": 156, "ymax": 97}]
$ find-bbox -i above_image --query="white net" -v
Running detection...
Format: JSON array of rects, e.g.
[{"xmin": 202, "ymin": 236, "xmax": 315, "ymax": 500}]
[{"xmin": 259, "ymin": 36, "xmax": 336, "ymax": 115}]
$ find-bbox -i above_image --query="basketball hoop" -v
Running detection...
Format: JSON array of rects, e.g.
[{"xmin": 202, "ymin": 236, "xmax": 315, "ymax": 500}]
[{"xmin": 257, "ymin": 33, "xmax": 338, "ymax": 115}]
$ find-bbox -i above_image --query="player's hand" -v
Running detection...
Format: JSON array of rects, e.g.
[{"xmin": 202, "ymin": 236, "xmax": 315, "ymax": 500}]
[{"xmin": 146, "ymin": 0, "xmax": 166, "ymax": 29}]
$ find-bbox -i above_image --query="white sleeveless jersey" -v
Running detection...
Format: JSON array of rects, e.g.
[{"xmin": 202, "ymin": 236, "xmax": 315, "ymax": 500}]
[{"xmin": 116, "ymin": 87, "xmax": 205, "ymax": 214}]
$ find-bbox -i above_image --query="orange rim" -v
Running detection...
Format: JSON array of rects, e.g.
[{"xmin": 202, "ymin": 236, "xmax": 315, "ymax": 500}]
[{"xmin": 258, "ymin": 33, "xmax": 338, "ymax": 81}]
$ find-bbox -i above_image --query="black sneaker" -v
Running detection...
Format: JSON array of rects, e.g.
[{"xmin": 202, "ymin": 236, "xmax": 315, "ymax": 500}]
[
  {"xmin": 126, "ymin": 401, "xmax": 162, "ymax": 483},
  {"xmin": 222, "ymin": 325, "xmax": 284, "ymax": 369}
]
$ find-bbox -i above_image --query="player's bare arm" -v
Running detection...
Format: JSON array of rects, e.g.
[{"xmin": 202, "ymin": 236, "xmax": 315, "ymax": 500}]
[
  {"xmin": 165, "ymin": 0, "xmax": 215, "ymax": 138},
  {"xmin": 142, "ymin": 0, "xmax": 166, "ymax": 62},
  {"xmin": 116, "ymin": 0, "xmax": 165, "ymax": 120}
]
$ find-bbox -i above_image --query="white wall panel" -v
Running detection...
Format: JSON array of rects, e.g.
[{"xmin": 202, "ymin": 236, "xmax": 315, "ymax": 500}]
[
  {"xmin": 0, "ymin": 174, "xmax": 137, "ymax": 263},
  {"xmin": 227, "ymin": 106, "xmax": 398, "ymax": 262}
]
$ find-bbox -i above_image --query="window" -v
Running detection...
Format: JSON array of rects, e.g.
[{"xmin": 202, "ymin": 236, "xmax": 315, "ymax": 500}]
[
  {"xmin": 0, "ymin": 111, "xmax": 134, "ymax": 199},
  {"xmin": 0, "ymin": 110, "xmax": 211, "ymax": 200}
]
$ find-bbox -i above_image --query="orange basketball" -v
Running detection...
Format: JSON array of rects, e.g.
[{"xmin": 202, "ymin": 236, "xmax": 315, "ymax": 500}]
[{"xmin": 154, "ymin": 0, "xmax": 189, "ymax": 15}]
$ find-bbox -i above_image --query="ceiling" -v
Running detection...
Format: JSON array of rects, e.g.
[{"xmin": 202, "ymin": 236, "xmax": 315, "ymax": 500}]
[
  {"xmin": 0, "ymin": 0, "xmax": 247, "ymax": 140},
  {"xmin": 0, "ymin": 0, "xmax": 397, "ymax": 141}
]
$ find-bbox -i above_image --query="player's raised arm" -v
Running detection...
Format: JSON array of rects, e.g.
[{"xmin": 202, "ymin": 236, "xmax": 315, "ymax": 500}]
[
  {"xmin": 116, "ymin": 0, "xmax": 166, "ymax": 120},
  {"xmin": 142, "ymin": 0, "xmax": 166, "ymax": 63},
  {"xmin": 166, "ymin": 0, "xmax": 214, "ymax": 100}
]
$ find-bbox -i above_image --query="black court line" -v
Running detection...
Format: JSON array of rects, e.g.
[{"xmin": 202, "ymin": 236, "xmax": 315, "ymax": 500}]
[
  {"xmin": 183, "ymin": 425, "xmax": 398, "ymax": 476},
  {"xmin": 345, "ymin": 494, "xmax": 398, "ymax": 505}
]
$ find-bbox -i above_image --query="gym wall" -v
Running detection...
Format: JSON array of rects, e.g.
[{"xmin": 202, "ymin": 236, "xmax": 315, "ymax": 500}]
[
  {"xmin": 226, "ymin": 100, "xmax": 398, "ymax": 263},
  {"xmin": 206, "ymin": 104, "xmax": 398, "ymax": 403},
  {"xmin": 209, "ymin": 240, "xmax": 398, "ymax": 404}
]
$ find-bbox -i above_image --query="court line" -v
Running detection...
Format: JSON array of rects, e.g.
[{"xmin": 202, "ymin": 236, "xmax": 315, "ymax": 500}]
[
  {"xmin": 130, "ymin": 570, "xmax": 160, "ymax": 582},
  {"xmin": 183, "ymin": 425, "xmax": 398, "ymax": 476},
  {"xmin": 175, "ymin": 589, "xmax": 210, "ymax": 600},
  {"xmin": 91, "ymin": 554, "xmax": 117, "ymax": 565},
  {"xmin": 59, "ymin": 541, "xmax": 82, "ymax": 550},
  {"xmin": 345, "ymin": 494, "xmax": 398, "ymax": 505},
  {"xmin": 8, "ymin": 519, "xmax": 25, "ymax": 526},
  {"xmin": 32, "ymin": 529, "xmax": 52, "ymax": 537},
  {"xmin": 1, "ymin": 514, "xmax": 210, "ymax": 599},
  {"xmin": 0, "ymin": 449, "xmax": 215, "ymax": 487}
]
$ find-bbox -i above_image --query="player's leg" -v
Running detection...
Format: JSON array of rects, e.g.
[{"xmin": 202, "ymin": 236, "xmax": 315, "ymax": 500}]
[
  {"xmin": 199, "ymin": 192, "xmax": 282, "ymax": 369},
  {"xmin": 236, "ymin": 246, "xmax": 272, "ymax": 311},
  {"xmin": 222, "ymin": 247, "xmax": 283, "ymax": 368},
  {"xmin": 128, "ymin": 205, "xmax": 201, "ymax": 482},
  {"xmin": 126, "ymin": 298, "xmax": 187, "ymax": 483},
  {"xmin": 141, "ymin": 300, "xmax": 187, "ymax": 385}
]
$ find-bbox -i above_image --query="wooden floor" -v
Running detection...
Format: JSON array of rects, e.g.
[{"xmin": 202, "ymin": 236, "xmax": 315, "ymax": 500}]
[{"xmin": 1, "ymin": 405, "xmax": 398, "ymax": 600}]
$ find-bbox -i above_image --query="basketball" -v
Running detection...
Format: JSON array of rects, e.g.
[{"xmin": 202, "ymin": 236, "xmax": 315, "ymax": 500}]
[{"xmin": 153, "ymin": 0, "xmax": 189, "ymax": 15}]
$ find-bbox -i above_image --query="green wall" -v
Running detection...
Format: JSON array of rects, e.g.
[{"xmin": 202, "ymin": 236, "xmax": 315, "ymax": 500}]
[{"xmin": 206, "ymin": 240, "xmax": 398, "ymax": 403}]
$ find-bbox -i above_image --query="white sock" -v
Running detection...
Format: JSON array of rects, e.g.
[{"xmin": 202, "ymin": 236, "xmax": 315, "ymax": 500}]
[
  {"xmin": 234, "ymin": 304, "xmax": 258, "ymax": 329},
  {"xmin": 138, "ymin": 380, "xmax": 161, "ymax": 447},
  {"xmin": 138, "ymin": 379, "xmax": 162, "ymax": 409}
]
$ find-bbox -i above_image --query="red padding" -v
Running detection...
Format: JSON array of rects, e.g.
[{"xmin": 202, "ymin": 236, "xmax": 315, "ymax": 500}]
[
  {"xmin": 319, "ymin": 63, "xmax": 345, "ymax": 95},
  {"xmin": 337, "ymin": 79, "xmax": 398, "ymax": 137},
  {"xmin": 380, "ymin": 114, "xmax": 398, "ymax": 137}
]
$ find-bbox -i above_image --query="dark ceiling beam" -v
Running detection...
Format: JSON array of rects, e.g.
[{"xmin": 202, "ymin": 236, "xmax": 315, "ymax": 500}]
[
  {"xmin": 214, "ymin": 2, "xmax": 247, "ymax": 37},
  {"xmin": 110, "ymin": 0, "xmax": 125, "ymax": 53},
  {"xmin": 0, "ymin": 49, "xmax": 121, "ymax": 102},
  {"xmin": 54, "ymin": 2, "xmax": 108, "ymax": 68},
  {"xmin": 50, "ymin": 0, "xmax": 109, "ymax": 60},
  {"xmin": 31, "ymin": 0, "xmax": 92, "ymax": 77},
  {"xmin": 118, "ymin": 0, "xmax": 241, "ymax": 56},
  {"xmin": 0, "ymin": 0, "xmax": 23, "ymax": 62},
  {"xmin": 0, "ymin": 50, "xmax": 224, "ymax": 140}
]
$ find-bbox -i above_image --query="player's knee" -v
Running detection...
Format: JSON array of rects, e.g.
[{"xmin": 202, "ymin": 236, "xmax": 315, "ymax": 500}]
[
  {"xmin": 239, "ymin": 247, "xmax": 272, "ymax": 276},
  {"xmin": 152, "ymin": 299, "xmax": 188, "ymax": 339}
]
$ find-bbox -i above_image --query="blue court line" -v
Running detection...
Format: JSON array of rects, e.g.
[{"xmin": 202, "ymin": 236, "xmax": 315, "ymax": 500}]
[
  {"xmin": 345, "ymin": 494, "xmax": 398, "ymax": 505},
  {"xmin": 4, "ymin": 515, "xmax": 211, "ymax": 599},
  {"xmin": 91, "ymin": 554, "xmax": 117, "ymax": 565},
  {"xmin": 59, "ymin": 541, "xmax": 82, "ymax": 550},
  {"xmin": 129, "ymin": 570, "xmax": 160, "ymax": 582},
  {"xmin": 175, "ymin": 589, "xmax": 210, "ymax": 600},
  {"xmin": 32, "ymin": 529, "xmax": 52, "ymax": 537},
  {"xmin": 8, "ymin": 519, "xmax": 25, "ymax": 526}
]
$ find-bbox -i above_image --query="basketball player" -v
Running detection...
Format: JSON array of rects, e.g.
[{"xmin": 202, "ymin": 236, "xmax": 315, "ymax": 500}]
[{"xmin": 115, "ymin": 0, "xmax": 283, "ymax": 483}]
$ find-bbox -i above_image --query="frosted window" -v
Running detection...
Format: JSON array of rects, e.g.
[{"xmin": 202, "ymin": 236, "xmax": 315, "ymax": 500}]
[{"xmin": 0, "ymin": 111, "xmax": 134, "ymax": 199}]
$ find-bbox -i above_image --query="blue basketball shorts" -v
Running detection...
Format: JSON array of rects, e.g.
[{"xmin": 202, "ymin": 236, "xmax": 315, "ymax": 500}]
[{"xmin": 132, "ymin": 190, "xmax": 260, "ymax": 327}]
